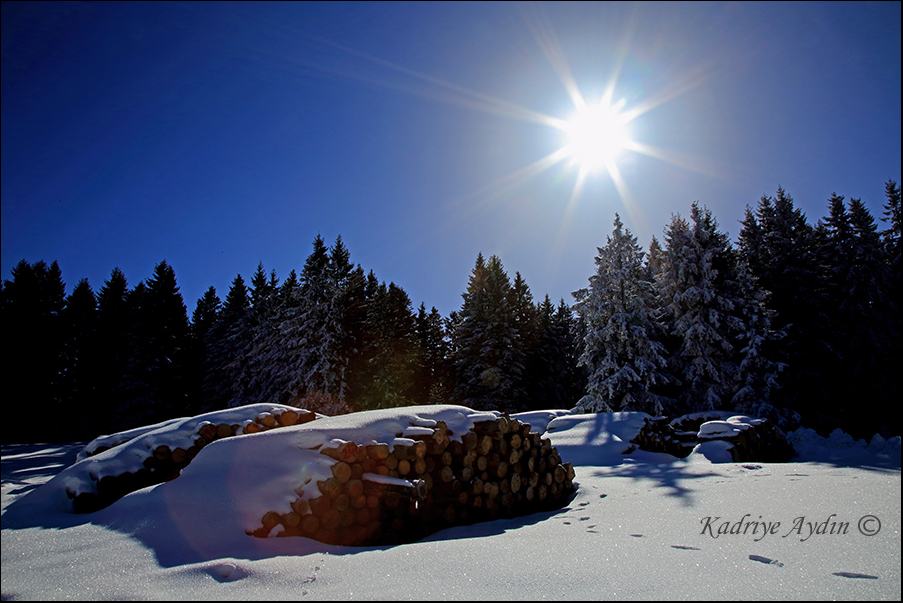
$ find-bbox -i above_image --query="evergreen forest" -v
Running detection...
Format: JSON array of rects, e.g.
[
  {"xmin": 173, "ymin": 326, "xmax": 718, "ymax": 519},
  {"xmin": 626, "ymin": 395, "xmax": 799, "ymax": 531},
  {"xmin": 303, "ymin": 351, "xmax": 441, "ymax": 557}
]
[{"xmin": 2, "ymin": 181, "xmax": 899, "ymax": 444}]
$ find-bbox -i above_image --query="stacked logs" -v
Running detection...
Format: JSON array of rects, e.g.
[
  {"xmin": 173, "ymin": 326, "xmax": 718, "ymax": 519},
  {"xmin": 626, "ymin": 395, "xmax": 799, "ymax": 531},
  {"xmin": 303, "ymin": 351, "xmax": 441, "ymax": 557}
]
[
  {"xmin": 627, "ymin": 416, "xmax": 695, "ymax": 458},
  {"xmin": 253, "ymin": 414, "xmax": 577, "ymax": 546},
  {"xmin": 70, "ymin": 408, "xmax": 317, "ymax": 513},
  {"xmin": 629, "ymin": 413, "xmax": 793, "ymax": 462}
]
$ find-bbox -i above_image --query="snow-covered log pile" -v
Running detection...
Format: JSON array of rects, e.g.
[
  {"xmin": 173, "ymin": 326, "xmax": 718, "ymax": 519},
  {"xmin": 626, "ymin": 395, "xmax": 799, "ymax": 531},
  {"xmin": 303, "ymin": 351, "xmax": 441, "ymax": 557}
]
[
  {"xmin": 69, "ymin": 404, "xmax": 317, "ymax": 513},
  {"xmin": 629, "ymin": 411, "xmax": 794, "ymax": 462},
  {"xmin": 251, "ymin": 413, "xmax": 576, "ymax": 546}
]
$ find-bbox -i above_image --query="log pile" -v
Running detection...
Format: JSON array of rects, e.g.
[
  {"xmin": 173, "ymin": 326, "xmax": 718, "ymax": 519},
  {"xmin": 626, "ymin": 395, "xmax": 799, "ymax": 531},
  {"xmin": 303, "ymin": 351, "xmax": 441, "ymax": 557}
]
[
  {"xmin": 251, "ymin": 414, "xmax": 577, "ymax": 546},
  {"xmin": 628, "ymin": 412, "xmax": 793, "ymax": 462},
  {"xmin": 70, "ymin": 408, "xmax": 317, "ymax": 513}
]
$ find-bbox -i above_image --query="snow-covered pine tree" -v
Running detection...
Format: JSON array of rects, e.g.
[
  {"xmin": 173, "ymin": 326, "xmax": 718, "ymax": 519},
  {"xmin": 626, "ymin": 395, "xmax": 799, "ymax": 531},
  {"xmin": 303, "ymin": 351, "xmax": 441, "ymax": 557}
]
[
  {"xmin": 657, "ymin": 203, "xmax": 779, "ymax": 415},
  {"xmin": 573, "ymin": 214, "xmax": 668, "ymax": 414}
]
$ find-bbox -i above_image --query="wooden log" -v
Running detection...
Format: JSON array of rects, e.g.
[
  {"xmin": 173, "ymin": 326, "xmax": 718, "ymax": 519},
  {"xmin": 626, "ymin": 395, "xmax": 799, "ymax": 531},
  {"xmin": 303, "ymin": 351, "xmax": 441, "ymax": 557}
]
[
  {"xmin": 262, "ymin": 511, "xmax": 281, "ymax": 531},
  {"xmin": 282, "ymin": 511, "xmax": 302, "ymax": 528},
  {"xmin": 462, "ymin": 451, "xmax": 476, "ymax": 469},
  {"xmin": 317, "ymin": 477, "xmax": 342, "ymax": 498},
  {"xmin": 438, "ymin": 465, "xmax": 454, "ymax": 483},
  {"xmin": 509, "ymin": 433, "xmax": 522, "ymax": 450},
  {"xmin": 243, "ymin": 422, "xmax": 262, "ymax": 435},
  {"xmin": 510, "ymin": 472, "xmax": 522, "ymax": 494},
  {"xmin": 495, "ymin": 461, "xmax": 508, "ymax": 479},
  {"xmin": 413, "ymin": 458, "xmax": 427, "ymax": 475},
  {"xmin": 300, "ymin": 513, "xmax": 320, "ymax": 534},
  {"xmin": 291, "ymin": 498, "xmax": 309, "ymax": 515},
  {"xmin": 476, "ymin": 455, "xmax": 488, "ymax": 472},
  {"xmin": 334, "ymin": 493, "xmax": 350, "ymax": 512},
  {"xmin": 473, "ymin": 420, "xmax": 501, "ymax": 437},
  {"xmin": 256, "ymin": 413, "xmax": 277, "ymax": 428},
  {"xmin": 322, "ymin": 509, "xmax": 342, "ymax": 530},
  {"xmin": 538, "ymin": 483, "xmax": 548, "ymax": 501},
  {"xmin": 554, "ymin": 464, "xmax": 567, "ymax": 484},
  {"xmin": 198, "ymin": 423, "xmax": 217, "ymax": 441},
  {"xmin": 507, "ymin": 448, "xmax": 521, "ymax": 466},
  {"xmin": 331, "ymin": 462, "xmax": 353, "ymax": 483},
  {"xmin": 296, "ymin": 410, "xmax": 317, "ymax": 425},
  {"xmin": 565, "ymin": 462, "xmax": 576, "ymax": 481},
  {"xmin": 463, "ymin": 431, "xmax": 478, "ymax": 451},
  {"xmin": 412, "ymin": 440, "xmax": 427, "ymax": 459},
  {"xmin": 277, "ymin": 409, "xmax": 299, "ymax": 426},
  {"xmin": 351, "ymin": 462, "xmax": 364, "ymax": 480},
  {"xmin": 368, "ymin": 443, "xmax": 390, "ymax": 461},
  {"xmin": 384, "ymin": 454, "xmax": 399, "ymax": 470},
  {"xmin": 153, "ymin": 445, "xmax": 171, "ymax": 462},
  {"xmin": 322, "ymin": 441, "xmax": 359, "ymax": 463},
  {"xmin": 478, "ymin": 435, "xmax": 493, "ymax": 455},
  {"xmin": 216, "ymin": 423, "xmax": 232, "ymax": 439}
]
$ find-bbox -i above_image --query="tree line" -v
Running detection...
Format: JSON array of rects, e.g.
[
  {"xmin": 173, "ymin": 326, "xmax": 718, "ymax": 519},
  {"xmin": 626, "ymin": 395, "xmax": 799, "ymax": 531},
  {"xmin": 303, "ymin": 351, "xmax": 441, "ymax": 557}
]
[{"xmin": 2, "ymin": 181, "xmax": 899, "ymax": 443}]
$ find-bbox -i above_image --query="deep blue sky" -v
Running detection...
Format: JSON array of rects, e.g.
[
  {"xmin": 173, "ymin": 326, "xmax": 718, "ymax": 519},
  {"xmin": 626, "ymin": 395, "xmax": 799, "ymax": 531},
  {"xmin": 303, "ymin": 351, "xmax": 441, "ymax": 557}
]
[{"xmin": 3, "ymin": 1, "xmax": 900, "ymax": 317}]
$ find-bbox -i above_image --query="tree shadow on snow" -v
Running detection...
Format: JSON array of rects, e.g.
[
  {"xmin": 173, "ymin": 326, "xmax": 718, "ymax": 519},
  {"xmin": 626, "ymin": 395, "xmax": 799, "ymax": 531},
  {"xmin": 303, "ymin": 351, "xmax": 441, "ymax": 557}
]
[
  {"xmin": 585, "ymin": 461, "xmax": 723, "ymax": 507},
  {"xmin": 1, "ymin": 443, "xmax": 84, "ymax": 499}
]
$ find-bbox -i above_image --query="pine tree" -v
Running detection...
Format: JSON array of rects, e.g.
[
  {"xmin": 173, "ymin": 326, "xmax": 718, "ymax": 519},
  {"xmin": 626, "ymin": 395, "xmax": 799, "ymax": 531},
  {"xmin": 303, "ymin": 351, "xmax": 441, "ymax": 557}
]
[
  {"xmin": 737, "ymin": 187, "xmax": 823, "ymax": 420},
  {"xmin": 1, "ymin": 260, "xmax": 67, "ymax": 442},
  {"xmin": 574, "ymin": 214, "xmax": 669, "ymax": 414},
  {"xmin": 62, "ymin": 278, "xmax": 101, "ymax": 439},
  {"xmin": 414, "ymin": 303, "xmax": 451, "ymax": 404},
  {"xmin": 189, "ymin": 286, "xmax": 221, "ymax": 414},
  {"xmin": 657, "ymin": 203, "xmax": 779, "ymax": 415},
  {"xmin": 203, "ymin": 274, "xmax": 252, "ymax": 410},
  {"xmin": 451, "ymin": 254, "xmax": 526, "ymax": 411},
  {"xmin": 816, "ymin": 193, "xmax": 899, "ymax": 436},
  {"xmin": 95, "ymin": 268, "xmax": 132, "ymax": 435},
  {"xmin": 117, "ymin": 261, "xmax": 191, "ymax": 427}
]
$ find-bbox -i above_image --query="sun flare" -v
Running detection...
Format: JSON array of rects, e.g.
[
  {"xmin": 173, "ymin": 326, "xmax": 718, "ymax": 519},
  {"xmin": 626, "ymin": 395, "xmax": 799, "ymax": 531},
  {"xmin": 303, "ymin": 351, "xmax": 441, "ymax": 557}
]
[{"xmin": 561, "ymin": 101, "xmax": 632, "ymax": 172}]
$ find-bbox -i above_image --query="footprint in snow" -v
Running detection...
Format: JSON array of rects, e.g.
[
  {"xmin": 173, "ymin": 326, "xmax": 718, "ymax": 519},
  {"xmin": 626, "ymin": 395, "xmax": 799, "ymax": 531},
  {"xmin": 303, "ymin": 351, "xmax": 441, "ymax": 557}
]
[
  {"xmin": 749, "ymin": 554, "xmax": 784, "ymax": 567},
  {"xmin": 207, "ymin": 563, "xmax": 248, "ymax": 582},
  {"xmin": 742, "ymin": 464, "xmax": 762, "ymax": 470},
  {"xmin": 833, "ymin": 572, "xmax": 878, "ymax": 580},
  {"xmin": 671, "ymin": 545, "xmax": 701, "ymax": 551},
  {"xmin": 578, "ymin": 501, "xmax": 590, "ymax": 506},
  {"xmin": 630, "ymin": 534, "xmax": 643, "ymax": 538}
]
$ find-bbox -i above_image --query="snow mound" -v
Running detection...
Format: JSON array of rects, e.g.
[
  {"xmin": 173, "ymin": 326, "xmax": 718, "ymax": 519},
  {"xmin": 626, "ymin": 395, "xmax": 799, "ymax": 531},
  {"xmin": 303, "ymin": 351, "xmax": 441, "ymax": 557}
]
[{"xmin": 787, "ymin": 427, "xmax": 902, "ymax": 467}]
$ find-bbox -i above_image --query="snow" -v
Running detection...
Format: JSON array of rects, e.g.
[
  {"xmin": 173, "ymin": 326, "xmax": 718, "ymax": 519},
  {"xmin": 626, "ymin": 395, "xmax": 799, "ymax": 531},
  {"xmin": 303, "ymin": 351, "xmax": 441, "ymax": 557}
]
[{"xmin": 3, "ymin": 406, "xmax": 900, "ymax": 600}]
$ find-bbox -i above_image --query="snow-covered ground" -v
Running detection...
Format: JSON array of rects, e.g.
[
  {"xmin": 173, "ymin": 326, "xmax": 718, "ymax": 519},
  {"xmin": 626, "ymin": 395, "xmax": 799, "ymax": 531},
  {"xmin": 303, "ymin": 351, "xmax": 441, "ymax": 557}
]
[{"xmin": 2, "ymin": 406, "xmax": 900, "ymax": 600}]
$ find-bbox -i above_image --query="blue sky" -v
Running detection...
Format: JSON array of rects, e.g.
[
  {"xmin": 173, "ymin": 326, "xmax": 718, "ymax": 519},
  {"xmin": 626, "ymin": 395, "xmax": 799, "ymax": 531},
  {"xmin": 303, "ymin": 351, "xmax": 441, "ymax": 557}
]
[{"xmin": 2, "ymin": 1, "xmax": 900, "ymax": 317}]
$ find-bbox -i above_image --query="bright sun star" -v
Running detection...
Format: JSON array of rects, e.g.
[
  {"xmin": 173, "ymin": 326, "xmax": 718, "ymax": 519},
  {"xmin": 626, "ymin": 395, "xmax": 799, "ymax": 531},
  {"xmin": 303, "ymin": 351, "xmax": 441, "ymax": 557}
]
[{"xmin": 561, "ymin": 100, "xmax": 632, "ymax": 173}]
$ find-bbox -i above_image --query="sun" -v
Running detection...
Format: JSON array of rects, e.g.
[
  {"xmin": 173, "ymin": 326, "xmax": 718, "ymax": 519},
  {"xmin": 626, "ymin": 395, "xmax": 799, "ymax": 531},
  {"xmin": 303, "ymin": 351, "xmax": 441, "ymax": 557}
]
[{"xmin": 560, "ymin": 101, "xmax": 632, "ymax": 172}]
